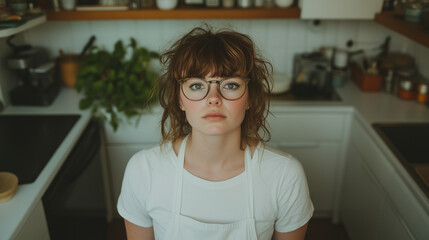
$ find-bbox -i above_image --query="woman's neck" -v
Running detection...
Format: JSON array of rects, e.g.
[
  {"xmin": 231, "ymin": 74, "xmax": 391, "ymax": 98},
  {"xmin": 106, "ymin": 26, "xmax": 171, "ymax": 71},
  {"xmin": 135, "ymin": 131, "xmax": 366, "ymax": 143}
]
[{"xmin": 183, "ymin": 131, "xmax": 245, "ymax": 181}]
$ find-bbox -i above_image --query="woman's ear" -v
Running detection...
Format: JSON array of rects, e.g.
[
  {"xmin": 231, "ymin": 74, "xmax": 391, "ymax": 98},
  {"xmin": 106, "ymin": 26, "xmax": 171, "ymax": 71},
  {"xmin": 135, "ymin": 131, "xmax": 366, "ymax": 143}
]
[{"xmin": 179, "ymin": 98, "xmax": 185, "ymax": 111}]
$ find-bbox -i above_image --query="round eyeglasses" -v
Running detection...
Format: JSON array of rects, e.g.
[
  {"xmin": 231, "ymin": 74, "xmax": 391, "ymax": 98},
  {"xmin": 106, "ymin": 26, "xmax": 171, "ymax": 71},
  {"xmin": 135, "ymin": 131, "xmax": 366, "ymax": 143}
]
[{"xmin": 178, "ymin": 77, "xmax": 250, "ymax": 101}]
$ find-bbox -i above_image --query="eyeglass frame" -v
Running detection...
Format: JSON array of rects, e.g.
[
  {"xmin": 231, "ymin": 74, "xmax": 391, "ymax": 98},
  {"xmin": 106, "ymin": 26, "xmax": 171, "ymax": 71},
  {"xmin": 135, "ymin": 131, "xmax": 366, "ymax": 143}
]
[{"xmin": 177, "ymin": 77, "xmax": 250, "ymax": 101}]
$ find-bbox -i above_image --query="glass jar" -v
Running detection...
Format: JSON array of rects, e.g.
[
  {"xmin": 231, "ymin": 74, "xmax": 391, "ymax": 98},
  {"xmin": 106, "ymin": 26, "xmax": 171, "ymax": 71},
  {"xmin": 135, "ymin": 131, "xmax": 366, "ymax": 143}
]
[
  {"xmin": 396, "ymin": 67, "xmax": 417, "ymax": 100},
  {"xmin": 395, "ymin": 67, "xmax": 415, "ymax": 94},
  {"xmin": 398, "ymin": 79, "xmax": 416, "ymax": 100}
]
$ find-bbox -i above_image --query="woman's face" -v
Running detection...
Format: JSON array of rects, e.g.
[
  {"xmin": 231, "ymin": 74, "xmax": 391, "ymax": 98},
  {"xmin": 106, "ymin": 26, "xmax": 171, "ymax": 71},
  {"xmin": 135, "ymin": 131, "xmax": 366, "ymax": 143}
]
[{"xmin": 179, "ymin": 75, "xmax": 249, "ymax": 137}]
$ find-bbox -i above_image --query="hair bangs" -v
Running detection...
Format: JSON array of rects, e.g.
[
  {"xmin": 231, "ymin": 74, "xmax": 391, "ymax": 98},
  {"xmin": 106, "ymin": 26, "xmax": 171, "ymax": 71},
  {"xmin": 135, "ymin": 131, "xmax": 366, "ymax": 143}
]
[{"xmin": 178, "ymin": 35, "xmax": 250, "ymax": 79}]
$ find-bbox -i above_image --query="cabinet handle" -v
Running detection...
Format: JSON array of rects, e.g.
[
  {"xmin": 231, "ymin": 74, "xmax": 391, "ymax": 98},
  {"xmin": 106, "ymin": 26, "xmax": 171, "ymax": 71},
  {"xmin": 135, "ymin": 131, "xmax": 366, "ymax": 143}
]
[{"xmin": 275, "ymin": 142, "xmax": 320, "ymax": 148}]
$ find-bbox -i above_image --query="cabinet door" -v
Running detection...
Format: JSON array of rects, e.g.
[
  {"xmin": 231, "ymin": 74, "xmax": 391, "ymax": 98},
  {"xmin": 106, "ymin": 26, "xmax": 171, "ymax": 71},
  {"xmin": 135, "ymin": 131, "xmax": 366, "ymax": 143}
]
[
  {"xmin": 107, "ymin": 144, "xmax": 156, "ymax": 212},
  {"xmin": 299, "ymin": 0, "xmax": 383, "ymax": 19},
  {"xmin": 376, "ymin": 199, "xmax": 414, "ymax": 240},
  {"xmin": 341, "ymin": 144, "xmax": 414, "ymax": 240},
  {"xmin": 268, "ymin": 142, "xmax": 340, "ymax": 216},
  {"xmin": 15, "ymin": 201, "xmax": 50, "ymax": 240},
  {"xmin": 340, "ymin": 145, "xmax": 381, "ymax": 240}
]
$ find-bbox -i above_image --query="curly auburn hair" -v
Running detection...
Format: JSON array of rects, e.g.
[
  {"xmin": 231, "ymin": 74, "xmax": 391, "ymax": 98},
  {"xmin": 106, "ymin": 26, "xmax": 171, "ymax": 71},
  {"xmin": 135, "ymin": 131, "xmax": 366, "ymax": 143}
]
[{"xmin": 157, "ymin": 25, "xmax": 272, "ymax": 149}]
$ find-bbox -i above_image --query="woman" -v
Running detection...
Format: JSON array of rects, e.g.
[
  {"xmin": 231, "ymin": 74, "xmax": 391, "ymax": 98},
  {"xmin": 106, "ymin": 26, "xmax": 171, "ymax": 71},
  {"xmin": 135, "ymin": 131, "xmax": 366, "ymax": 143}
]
[{"xmin": 117, "ymin": 26, "xmax": 314, "ymax": 240}]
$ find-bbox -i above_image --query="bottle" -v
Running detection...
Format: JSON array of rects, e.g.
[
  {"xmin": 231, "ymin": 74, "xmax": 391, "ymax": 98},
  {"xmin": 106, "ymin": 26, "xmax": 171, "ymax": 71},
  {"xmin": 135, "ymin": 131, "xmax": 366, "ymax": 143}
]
[
  {"xmin": 417, "ymin": 82, "xmax": 428, "ymax": 103},
  {"xmin": 384, "ymin": 68, "xmax": 394, "ymax": 93}
]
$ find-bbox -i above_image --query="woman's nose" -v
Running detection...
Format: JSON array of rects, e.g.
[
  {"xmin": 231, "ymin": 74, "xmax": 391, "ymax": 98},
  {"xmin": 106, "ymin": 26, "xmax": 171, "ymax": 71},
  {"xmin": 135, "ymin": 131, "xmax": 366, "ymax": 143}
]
[{"xmin": 207, "ymin": 84, "xmax": 221, "ymax": 106}]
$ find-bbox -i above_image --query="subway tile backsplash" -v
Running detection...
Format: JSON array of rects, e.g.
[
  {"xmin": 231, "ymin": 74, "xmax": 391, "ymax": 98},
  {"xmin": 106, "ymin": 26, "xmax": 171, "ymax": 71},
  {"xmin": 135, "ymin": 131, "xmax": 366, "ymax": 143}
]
[{"xmin": 17, "ymin": 19, "xmax": 429, "ymax": 79}]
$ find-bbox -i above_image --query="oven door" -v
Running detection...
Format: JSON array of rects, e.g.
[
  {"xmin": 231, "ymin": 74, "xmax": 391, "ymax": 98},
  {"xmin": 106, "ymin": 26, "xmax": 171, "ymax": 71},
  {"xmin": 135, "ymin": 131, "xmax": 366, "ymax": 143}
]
[{"xmin": 42, "ymin": 120, "xmax": 107, "ymax": 240}]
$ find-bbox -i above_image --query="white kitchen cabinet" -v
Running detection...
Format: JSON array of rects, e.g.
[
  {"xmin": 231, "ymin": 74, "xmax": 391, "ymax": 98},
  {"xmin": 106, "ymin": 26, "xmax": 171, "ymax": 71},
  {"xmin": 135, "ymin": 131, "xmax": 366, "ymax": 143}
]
[
  {"xmin": 340, "ymin": 145, "xmax": 412, "ymax": 240},
  {"xmin": 107, "ymin": 143, "xmax": 158, "ymax": 213},
  {"xmin": 266, "ymin": 110, "xmax": 350, "ymax": 218},
  {"xmin": 339, "ymin": 118, "xmax": 429, "ymax": 240},
  {"xmin": 103, "ymin": 110, "xmax": 163, "ymax": 217},
  {"xmin": 268, "ymin": 142, "xmax": 340, "ymax": 216},
  {"xmin": 15, "ymin": 201, "xmax": 50, "ymax": 240},
  {"xmin": 298, "ymin": 0, "xmax": 384, "ymax": 19},
  {"xmin": 103, "ymin": 109, "xmax": 163, "ymax": 144},
  {"xmin": 340, "ymin": 145, "xmax": 380, "ymax": 240}
]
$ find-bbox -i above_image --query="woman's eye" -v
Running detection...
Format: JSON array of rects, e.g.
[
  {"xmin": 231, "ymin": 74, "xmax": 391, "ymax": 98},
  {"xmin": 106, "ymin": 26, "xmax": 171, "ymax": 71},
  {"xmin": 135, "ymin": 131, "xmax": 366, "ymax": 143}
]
[
  {"xmin": 189, "ymin": 83, "xmax": 205, "ymax": 90},
  {"xmin": 224, "ymin": 83, "xmax": 240, "ymax": 90}
]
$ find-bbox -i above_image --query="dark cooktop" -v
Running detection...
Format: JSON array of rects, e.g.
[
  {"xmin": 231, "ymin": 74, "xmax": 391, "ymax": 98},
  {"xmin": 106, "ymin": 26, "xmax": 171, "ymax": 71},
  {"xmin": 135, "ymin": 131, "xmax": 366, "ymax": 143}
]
[{"xmin": 0, "ymin": 114, "xmax": 80, "ymax": 184}]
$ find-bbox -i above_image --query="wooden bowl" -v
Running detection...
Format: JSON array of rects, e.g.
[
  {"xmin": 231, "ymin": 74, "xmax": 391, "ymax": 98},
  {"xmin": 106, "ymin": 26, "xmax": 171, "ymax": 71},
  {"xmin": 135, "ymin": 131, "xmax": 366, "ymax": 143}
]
[{"xmin": 0, "ymin": 172, "xmax": 19, "ymax": 203}]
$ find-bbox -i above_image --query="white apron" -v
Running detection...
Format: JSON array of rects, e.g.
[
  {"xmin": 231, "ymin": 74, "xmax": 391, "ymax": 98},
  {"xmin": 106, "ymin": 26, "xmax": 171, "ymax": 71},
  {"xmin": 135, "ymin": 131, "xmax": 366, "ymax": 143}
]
[{"xmin": 163, "ymin": 135, "xmax": 258, "ymax": 240}]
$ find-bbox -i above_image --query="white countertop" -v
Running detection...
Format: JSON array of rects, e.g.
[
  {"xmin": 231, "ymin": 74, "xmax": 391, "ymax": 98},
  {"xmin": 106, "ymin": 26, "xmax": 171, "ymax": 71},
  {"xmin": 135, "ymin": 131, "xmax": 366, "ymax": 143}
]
[
  {"xmin": 0, "ymin": 87, "xmax": 92, "ymax": 240},
  {"xmin": 1, "ymin": 81, "xmax": 428, "ymax": 239}
]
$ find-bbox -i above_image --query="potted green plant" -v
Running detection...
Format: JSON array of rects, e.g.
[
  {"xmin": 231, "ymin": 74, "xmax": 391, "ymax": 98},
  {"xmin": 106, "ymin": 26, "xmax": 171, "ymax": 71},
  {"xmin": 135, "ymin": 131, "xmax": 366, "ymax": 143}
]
[{"xmin": 75, "ymin": 38, "xmax": 159, "ymax": 131}]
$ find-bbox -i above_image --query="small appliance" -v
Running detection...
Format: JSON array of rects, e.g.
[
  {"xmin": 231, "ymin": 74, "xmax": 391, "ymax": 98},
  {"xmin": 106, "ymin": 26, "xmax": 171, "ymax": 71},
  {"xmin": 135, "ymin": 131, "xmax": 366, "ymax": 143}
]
[
  {"xmin": 291, "ymin": 52, "xmax": 332, "ymax": 98},
  {"xmin": 6, "ymin": 35, "xmax": 60, "ymax": 106}
]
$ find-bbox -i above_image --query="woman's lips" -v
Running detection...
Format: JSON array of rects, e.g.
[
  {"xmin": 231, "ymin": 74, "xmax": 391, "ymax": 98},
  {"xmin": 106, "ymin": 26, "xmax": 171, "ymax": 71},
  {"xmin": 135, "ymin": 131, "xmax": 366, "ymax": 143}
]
[{"xmin": 203, "ymin": 113, "xmax": 226, "ymax": 121}]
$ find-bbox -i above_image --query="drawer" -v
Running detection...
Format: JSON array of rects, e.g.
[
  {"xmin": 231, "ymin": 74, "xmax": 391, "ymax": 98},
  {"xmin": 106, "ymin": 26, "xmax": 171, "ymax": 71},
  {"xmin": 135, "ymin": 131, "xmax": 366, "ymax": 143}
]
[{"xmin": 267, "ymin": 112, "xmax": 346, "ymax": 142}]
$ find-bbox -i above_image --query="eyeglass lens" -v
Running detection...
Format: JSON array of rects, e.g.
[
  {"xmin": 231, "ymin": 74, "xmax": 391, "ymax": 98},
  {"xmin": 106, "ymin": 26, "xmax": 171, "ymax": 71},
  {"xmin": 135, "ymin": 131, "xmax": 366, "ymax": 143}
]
[{"xmin": 181, "ymin": 77, "xmax": 247, "ymax": 101}]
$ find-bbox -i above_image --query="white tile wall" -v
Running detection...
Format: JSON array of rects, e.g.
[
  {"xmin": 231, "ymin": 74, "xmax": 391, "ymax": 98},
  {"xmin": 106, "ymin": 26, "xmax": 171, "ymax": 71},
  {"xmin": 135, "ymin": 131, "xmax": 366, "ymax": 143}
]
[
  {"xmin": 19, "ymin": 19, "xmax": 428, "ymax": 78},
  {"xmin": 1, "ymin": 18, "xmax": 428, "ymax": 105}
]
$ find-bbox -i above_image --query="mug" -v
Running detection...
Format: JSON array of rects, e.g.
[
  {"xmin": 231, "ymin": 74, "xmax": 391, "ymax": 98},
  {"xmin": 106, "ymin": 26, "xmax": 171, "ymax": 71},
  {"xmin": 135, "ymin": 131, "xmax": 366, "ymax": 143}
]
[{"xmin": 60, "ymin": 0, "xmax": 76, "ymax": 10}]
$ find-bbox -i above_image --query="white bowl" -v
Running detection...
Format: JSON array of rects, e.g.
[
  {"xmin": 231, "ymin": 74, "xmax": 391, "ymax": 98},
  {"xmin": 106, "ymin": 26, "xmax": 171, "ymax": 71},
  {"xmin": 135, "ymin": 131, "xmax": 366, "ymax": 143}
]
[{"xmin": 271, "ymin": 74, "xmax": 292, "ymax": 94}]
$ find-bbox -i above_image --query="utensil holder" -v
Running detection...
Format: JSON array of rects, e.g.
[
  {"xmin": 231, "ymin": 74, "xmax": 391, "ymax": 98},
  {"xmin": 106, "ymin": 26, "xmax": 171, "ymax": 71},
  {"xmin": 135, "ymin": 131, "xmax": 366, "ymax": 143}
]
[
  {"xmin": 59, "ymin": 54, "xmax": 80, "ymax": 88},
  {"xmin": 351, "ymin": 64, "xmax": 383, "ymax": 92}
]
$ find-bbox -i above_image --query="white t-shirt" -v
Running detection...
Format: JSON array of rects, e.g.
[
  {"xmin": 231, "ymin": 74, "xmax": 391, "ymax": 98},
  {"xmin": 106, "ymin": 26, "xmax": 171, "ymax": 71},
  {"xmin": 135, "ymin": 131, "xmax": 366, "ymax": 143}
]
[{"xmin": 117, "ymin": 142, "xmax": 314, "ymax": 240}]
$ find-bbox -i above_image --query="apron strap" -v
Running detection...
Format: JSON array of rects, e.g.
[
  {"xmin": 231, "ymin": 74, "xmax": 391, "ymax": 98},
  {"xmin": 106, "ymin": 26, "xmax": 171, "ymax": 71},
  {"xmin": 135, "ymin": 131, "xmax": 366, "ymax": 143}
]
[
  {"xmin": 244, "ymin": 146, "xmax": 254, "ymax": 219},
  {"xmin": 172, "ymin": 135, "xmax": 189, "ymax": 214}
]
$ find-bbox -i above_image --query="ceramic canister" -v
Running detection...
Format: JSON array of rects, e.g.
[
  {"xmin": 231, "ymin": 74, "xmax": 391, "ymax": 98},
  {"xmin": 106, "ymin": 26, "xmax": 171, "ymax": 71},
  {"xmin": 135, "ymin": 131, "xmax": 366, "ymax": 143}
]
[{"xmin": 156, "ymin": 0, "xmax": 178, "ymax": 10}]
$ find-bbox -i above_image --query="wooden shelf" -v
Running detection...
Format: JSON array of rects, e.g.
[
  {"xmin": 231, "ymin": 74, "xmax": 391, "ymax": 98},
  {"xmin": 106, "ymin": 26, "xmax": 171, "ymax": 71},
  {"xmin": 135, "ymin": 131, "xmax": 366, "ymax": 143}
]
[
  {"xmin": 375, "ymin": 11, "xmax": 429, "ymax": 48},
  {"xmin": 46, "ymin": 6, "xmax": 300, "ymax": 20},
  {"xmin": 0, "ymin": 14, "xmax": 46, "ymax": 38}
]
